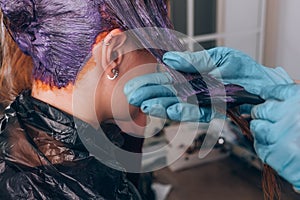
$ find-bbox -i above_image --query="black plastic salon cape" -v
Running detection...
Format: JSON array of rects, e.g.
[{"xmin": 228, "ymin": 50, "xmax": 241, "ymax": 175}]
[{"xmin": 0, "ymin": 91, "xmax": 142, "ymax": 200}]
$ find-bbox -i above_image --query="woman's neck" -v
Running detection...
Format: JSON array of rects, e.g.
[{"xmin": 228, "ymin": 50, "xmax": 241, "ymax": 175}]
[
  {"xmin": 31, "ymin": 80, "xmax": 101, "ymax": 128},
  {"xmin": 32, "ymin": 80, "xmax": 74, "ymax": 113}
]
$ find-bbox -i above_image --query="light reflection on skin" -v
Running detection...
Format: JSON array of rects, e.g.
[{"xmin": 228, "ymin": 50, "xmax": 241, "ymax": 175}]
[
  {"xmin": 32, "ymin": 28, "xmax": 157, "ymax": 137},
  {"xmin": 111, "ymin": 62, "xmax": 158, "ymax": 137}
]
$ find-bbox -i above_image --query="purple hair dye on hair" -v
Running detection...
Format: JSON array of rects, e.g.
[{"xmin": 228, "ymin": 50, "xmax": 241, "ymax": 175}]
[
  {"xmin": 0, "ymin": 1, "xmax": 120, "ymax": 87},
  {"xmin": 0, "ymin": 0, "xmax": 182, "ymax": 87},
  {"xmin": 0, "ymin": 0, "xmax": 264, "ymax": 109}
]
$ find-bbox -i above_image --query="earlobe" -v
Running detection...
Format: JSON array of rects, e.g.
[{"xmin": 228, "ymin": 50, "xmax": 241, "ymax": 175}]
[{"xmin": 106, "ymin": 68, "xmax": 119, "ymax": 80}]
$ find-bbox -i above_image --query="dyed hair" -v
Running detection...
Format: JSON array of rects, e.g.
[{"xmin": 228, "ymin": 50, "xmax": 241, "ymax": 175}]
[
  {"xmin": 0, "ymin": 1, "xmax": 280, "ymax": 199},
  {"xmin": 0, "ymin": 11, "xmax": 33, "ymax": 107},
  {"xmin": 0, "ymin": 0, "xmax": 173, "ymax": 107},
  {"xmin": 0, "ymin": 0, "xmax": 175, "ymax": 89},
  {"xmin": 0, "ymin": 0, "xmax": 122, "ymax": 88}
]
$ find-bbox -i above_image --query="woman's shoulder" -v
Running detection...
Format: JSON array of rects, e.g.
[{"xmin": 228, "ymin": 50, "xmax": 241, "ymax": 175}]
[{"xmin": 0, "ymin": 104, "xmax": 19, "ymax": 133}]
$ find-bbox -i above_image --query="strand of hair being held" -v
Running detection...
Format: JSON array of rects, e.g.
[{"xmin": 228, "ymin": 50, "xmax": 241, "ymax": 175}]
[{"xmin": 226, "ymin": 109, "xmax": 281, "ymax": 200}]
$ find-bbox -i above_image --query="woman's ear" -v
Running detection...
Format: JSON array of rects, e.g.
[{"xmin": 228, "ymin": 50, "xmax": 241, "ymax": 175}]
[{"xmin": 101, "ymin": 29, "xmax": 127, "ymax": 75}]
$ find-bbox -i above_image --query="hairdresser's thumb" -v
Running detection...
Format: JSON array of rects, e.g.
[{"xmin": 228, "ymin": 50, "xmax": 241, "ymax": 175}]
[{"xmin": 163, "ymin": 51, "xmax": 216, "ymax": 74}]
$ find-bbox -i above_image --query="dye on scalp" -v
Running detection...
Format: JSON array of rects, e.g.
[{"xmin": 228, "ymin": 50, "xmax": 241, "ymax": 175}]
[
  {"xmin": 0, "ymin": 0, "xmax": 178, "ymax": 88},
  {"xmin": 0, "ymin": 1, "xmax": 280, "ymax": 199},
  {"xmin": 1, "ymin": 0, "xmax": 121, "ymax": 87}
]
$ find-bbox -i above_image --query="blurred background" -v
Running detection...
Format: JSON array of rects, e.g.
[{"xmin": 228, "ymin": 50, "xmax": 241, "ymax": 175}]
[
  {"xmin": 167, "ymin": 0, "xmax": 300, "ymax": 79},
  {"xmin": 142, "ymin": 1, "xmax": 300, "ymax": 200},
  {"xmin": 1, "ymin": 1, "xmax": 299, "ymax": 199}
]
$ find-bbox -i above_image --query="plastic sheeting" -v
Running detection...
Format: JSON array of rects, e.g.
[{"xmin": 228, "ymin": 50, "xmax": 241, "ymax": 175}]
[{"xmin": 0, "ymin": 91, "xmax": 142, "ymax": 199}]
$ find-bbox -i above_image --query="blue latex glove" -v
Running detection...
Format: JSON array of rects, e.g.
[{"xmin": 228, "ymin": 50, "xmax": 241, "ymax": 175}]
[
  {"xmin": 124, "ymin": 47, "xmax": 293, "ymax": 121},
  {"xmin": 124, "ymin": 71, "xmax": 213, "ymax": 122},
  {"xmin": 164, "ymin": 47, "xmax": 293, "ymax": 96},
  {"xmin": 251, "ymin": 84, "xmax": 300, "ymax": 191}
]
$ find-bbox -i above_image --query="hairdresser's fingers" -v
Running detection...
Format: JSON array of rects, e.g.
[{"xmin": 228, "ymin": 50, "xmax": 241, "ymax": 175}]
[
  {"xmin": 255, "ymin": 136, "xmax": 295, "ymax": 176},
  {"xmin": 259, "ymin": 84, "xmax": 299, "ymax": 101},
  {"xmin": 166, "ymin": 103, "xmax": 212, "ymax": 122},
  {"xmin": 127, "ymin": 85, "xmax": 177, "ymax": 106},
  {"xmin": 140, "ymin": 97, "xmax": 180, "ymax": 119},
  {"xmin": 250, "ymin": 119, "xmax": 280, "ymax": 145},
  {"xmin": 253, "ymin": 141, "xmax": 270, "ymax": 164},
  {"xmin": 163, "ymin": 51, "xmax": 216, "ymax": 73},
  {"xmin": 251, "ymin": 100, "xmax": 282, "ymax": 122},
  {"xmin": 255, "ymin": 139, "xmax": 295, "ymax": 180},
  {"xmin": 124, "ymin": 72, "xmax": 173, "ymax": 95}
]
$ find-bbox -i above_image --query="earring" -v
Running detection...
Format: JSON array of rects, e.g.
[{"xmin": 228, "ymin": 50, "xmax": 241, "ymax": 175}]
[
  {"xmin": 107, "ymin": 69, "xmax": 119, "ymax": 80},
  {"xmin": 103, "ymin": 33, "xmax": 113, "ymax": 46},
  {"xmin": 103, "ymin": 40, "xmax": 111, "ymax": 46}
]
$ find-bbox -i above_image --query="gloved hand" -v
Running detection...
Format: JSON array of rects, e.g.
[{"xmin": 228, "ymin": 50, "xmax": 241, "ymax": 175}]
[
  {"xmin": 124, "ymin": 47, "xmax": 293, "ymax": 121},
  {"xmin": 163, "ymin": 47, "xmax": 293, "ymax": 95},
  {"xmin": 124, "ymin": 71, "xmax": 213, "ymax": 122},
  {"xmin": 251, "ymin": 84, "xmax": 300, "ymax": 191}
]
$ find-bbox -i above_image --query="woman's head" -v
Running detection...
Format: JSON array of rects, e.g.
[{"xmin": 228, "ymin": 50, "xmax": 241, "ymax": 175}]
[
  {"xmin": 1, "ymin": 0, "xmax": 123, "ymax": 88},
  {"xmin": 0, "ymin": 0, "xmax": 181, "ymax": 123},
  {"xmin": 0, "ymin": 0, "xmax": 175, "ymax": 88},
  {"xmin": 0, "ymin": 11, "xmax": 33, "ymax": 106},
  {"xmin": 68, "ymin": 28, "xmax": 156, "ymax": 125}
]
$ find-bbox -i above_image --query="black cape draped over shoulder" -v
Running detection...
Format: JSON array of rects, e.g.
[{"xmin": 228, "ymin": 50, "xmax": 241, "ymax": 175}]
[{"xmin": 0, "ymin": 91, "xmax": 142, "ymax": 200}]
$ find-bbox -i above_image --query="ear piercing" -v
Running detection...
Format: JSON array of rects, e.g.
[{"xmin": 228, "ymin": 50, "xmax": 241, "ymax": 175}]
[
  {"xmin": 103, "ymin": 33, "xmax": 113, "ymax": 46},
  {"xmin": 103, "ymin": 33, "xmax": 118, "ymax": 80},
  {"xmin": 107, "ymin": 68, "xmax": 119, "ymax": 80}
]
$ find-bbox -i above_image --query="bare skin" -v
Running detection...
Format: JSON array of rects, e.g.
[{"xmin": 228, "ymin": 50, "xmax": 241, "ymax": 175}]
[{"xmin": 32, "ymin": 29, "xmax": 157, "ymax": 134}]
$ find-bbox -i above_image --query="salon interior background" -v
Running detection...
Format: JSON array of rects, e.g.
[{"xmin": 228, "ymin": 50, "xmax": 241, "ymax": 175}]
[{"xmin": 169, "ymin": 0, "xmax": 300, "ymax": 79}]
